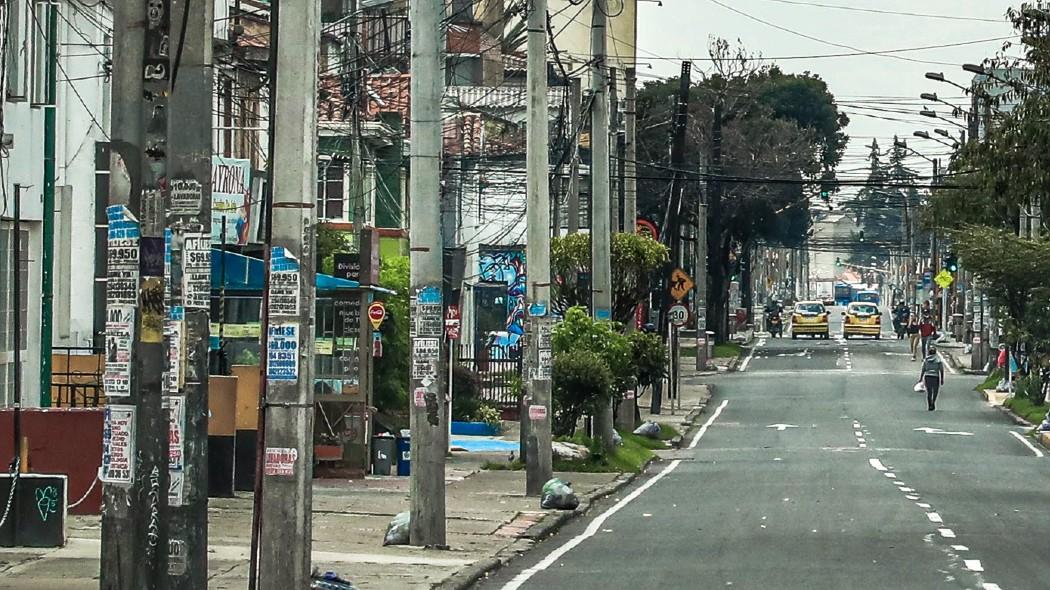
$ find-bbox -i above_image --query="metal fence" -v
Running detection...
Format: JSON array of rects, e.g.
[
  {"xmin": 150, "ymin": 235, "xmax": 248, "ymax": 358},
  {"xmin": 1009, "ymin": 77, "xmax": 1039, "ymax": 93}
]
[
  {"xmin": 458, "ymin": 357, "xmax": 522, "ymax": 409},
  {"xmin": 51, "ymin": 346, "xmax": 104, "ymax": 408}
]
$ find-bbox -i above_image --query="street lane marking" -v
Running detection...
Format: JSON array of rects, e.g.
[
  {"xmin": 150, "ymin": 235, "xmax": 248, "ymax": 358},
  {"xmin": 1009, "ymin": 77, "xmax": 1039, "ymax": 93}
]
[
  {"xmin": 964, "ymin": 559, "xmax": 984, "ymax": 572},
  {"xmin": 900, "ymin": 487, "xmax": 915, "ymax": 492},
  {"xmin": 884, "ymin": 473, "xmax": 896, "ymax": 478},
  {"xmin": 858, "ymin": 443, "xmax": 867, "ymax": 448},
  {"xmin": 501, "ymin": 399, "xmax": 729, "ymax": 590},
  {"xmin": 982, "ymin": 584, "xmax": 1002, "ymax": 589},
  {"xmin": 937, "ymin": 350, "xmax": 958, "ymax": 375},
  {"xmin": 739, "ymin": 341, "xmax": 764, "ymax": 372},
  {"xmin": 938, "ymin": 528, "xmax": 955, "ymax": 538},
  {"xmin": 766, "ymin": 423, "xmax": 798, "ymax": 431},
  {"xmin": 927, "ymin": 512, "xmax": 943, "ymax": 523},
  {"xmin": 914, "ymin": 427, "xmax": 974, "ymax": 436},
  {"xmin": 952, "ymin": 545, "xmax": 969, "ymax": 551},
  {"xmin": 917, "ymin": 503, "xmax": 931, "ymax": 509},
  {"xmin": 1009, "ymin": 430, "xmax": 1045, "ymax": 458},
  {"xmin": 906, "ymin": 495, "xmax": 920, "ymax": 500},
  {"xmin": 690, "ymin": 399, "xmax": 730, "ymax": 449},
  {"xmin": 869, "ymin": 458, "xmax": 887, "ymax": 471}
]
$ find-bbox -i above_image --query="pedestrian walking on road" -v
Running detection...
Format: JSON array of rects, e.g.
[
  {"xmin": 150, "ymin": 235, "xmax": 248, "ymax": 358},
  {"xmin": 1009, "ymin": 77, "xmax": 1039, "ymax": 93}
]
[
  {"xmin": 907, "ymin": 317, "xmax": 920, "ymax": 360},
  {"xmin": 920, "ymin": 344, "xmax": 945, "ymax": 411},
  {"xmin": 918, "ymin": 315, "xmax": 936, "ymax": 358}
]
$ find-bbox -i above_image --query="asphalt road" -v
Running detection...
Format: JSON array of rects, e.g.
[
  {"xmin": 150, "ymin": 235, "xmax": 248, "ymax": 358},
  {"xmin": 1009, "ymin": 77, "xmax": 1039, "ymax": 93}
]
[{"xmin": 477, "ymin": 310, "xmax": 1049, "ymax": 590}]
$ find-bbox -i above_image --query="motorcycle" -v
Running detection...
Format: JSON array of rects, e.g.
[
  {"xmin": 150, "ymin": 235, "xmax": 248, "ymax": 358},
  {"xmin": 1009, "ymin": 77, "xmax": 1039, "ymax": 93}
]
[{"xmin": 769, "ymin": 314, "xmax": 784, "ymax": 338}]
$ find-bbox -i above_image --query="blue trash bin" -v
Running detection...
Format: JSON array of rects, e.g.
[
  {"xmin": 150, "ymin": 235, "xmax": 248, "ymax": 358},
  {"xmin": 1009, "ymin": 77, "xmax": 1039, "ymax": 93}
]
[{"xmin": 396, "ymin": 431, "xmax": 411, "ymax": 476}]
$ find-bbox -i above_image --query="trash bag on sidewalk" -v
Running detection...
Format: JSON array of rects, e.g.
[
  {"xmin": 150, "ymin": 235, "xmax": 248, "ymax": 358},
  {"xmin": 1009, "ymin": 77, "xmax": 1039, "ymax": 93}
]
[
  {"xmin": 540, "ymin": 478, "xmax": 579, "ymax": 510},
  {"xmin": 633, "ymin": 421, "xmax": 661, "ymax": 439},
  {"xmin": 382, "ymin": 511, "xmax": 411, "ymax": 546},
  {"xmin": 311, "ymin": 570, "xmax": 358, "ymax": 590},
  {"xmin": 612, "ymin": 431, "xmax": 623, "ymax": 447}
]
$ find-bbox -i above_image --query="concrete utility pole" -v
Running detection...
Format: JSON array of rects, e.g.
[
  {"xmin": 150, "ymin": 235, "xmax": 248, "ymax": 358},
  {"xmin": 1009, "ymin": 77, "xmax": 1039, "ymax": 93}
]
[
  {"xmin": 590, "ymin": 0, "xmax": 615, "ymax": 449},
  {"xmin": 609, "ymin": 68, "xmax": 619, "ymax": 233},
  {"xmin": 624, "ymin": 68, "xmax": 637, "ymax": 232},
  {"xmin": 566, "ymin": 77, "xmax": 582, "ymax": 235},
  {"xmin": 695, "ymin": 202, "xmax": 709, "ymax": 371},
  {"xmin": 345, "ymin": 0, "xmax": 366, "ymax": 236},
  {"xmin": 255, "ymin": 0, "xmax": 320, "ymax": 587},
  {"xmin": 100, "ymin": 1, "xmax": 171, "ymax": 586},
  {"xmin": 409, "ymin": 0, "xmax": 448, "ymax": 547},
  {"xmin": 166, "ymin": 0, "xmax": 213, "ymax": 585},
  {"xmin": 523, "ymin": 0, "xmax": 554, "ymax": 496}
]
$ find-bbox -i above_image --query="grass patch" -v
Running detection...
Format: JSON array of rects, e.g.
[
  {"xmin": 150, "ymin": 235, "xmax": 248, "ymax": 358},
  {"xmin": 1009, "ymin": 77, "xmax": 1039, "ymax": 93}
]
[
  {"xmin": 551, "ymin": 431, "xmax": 656, "ymax": 473},
  {"xmin": 1004, "ymin": 396, "xmax": 1049, "ymax": 424},
  {"xmin": 481, "ymin": 459, "xmax": 524, "ymax": 471},
  {"xmin": 975, "ymin": 368, "xmax": 1004, "ymax": 392},
  {"xmin": 713, "ymin": 343, "xmax": 743, "ymax": 358}
]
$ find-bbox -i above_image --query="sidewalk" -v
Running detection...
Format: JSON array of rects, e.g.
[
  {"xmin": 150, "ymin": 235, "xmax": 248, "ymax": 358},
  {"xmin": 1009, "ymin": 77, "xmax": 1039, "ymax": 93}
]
[
  {"xmin": 635, "ymin": 372, "xmax": 714, "ymax": 439},
  {"xmin": 937, "ymin": 340, "xmax": 975, "ymax": 374},
  {"xmin": 0, "ymin": 454, "xmax": 624, "ymax": 590}
]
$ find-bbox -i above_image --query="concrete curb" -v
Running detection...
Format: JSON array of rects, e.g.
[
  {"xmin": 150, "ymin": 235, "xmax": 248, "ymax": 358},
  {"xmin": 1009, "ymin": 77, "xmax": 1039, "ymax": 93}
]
[
  {"xmin": 434, "ymin": 468, "xmax": 642, "ymax": 589},
  {"xmin": 993, "ymin": 404, "xmax": 1035, "ymax": 428},
  {"xmin": 1039, "ymin": 432, "xmax": 1050, "ymax": 452}
]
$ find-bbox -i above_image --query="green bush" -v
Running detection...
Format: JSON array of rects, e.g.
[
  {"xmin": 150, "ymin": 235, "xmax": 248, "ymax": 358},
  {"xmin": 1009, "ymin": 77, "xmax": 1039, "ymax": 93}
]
[
  {"xmin": 451, "ymin": 365, "xmax": 483, "ymax": 421},
  {"xmin": 1015, "ymin": 373, "xmax": 1045, "ymax": 405},
  {"xmin": 553, "ymin": 307, "xmax": 637, "ymax": 394},
  {"xmin": 552, "ymin": 350, "xmax": 614, "ymax": 436},
  {"xmin": 629, "ymin": 331, "xmax": 668, "ymax": 389},
  {"xmin": 473, "ymin": 404, "xmax": 502, "ymax": 429},
  {"xmin": 374, "ymin": 257, "xmax": 409, "ymax": 414}
]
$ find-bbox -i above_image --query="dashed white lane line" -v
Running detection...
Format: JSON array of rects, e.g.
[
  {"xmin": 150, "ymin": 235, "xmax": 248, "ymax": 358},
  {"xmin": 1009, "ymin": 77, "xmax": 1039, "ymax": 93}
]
[
  {"xmin": 952, "ymin": 545, "xmax": 969, "ymax": 551},
  {"xmin": 869, "ymin": 458, "xmax": 887, "ymax": 471},
  {"xmin": 1009, "ymin": 430, "xmax": 1045, "ymax": 458},
  {"xmin": 927, "ymin": 512, "xmax": 943, "ymax": 523},
  {"xmin": 500, "ymin": 401, "xmax": 730, "ymax": 590},
  {"xmin": 964, "ymin": 559, "xmax": 984, "ymax": 572},
  {"xmin": 938, "ymin": 528, "xmax": 956, "ymax": 538},
  {"xmin": 858, "ymin": 443, "xmax": 867, "ymax": 448},
  {"xmin": 905, "ymin": 495, "xmax": 920, "ymax": 501},
  {"xmin": 982, "ymin": 583, "xmax": 1002, "ymax": 589},
  {"xmin": 854, "ymin": 430, "xmax": 863, "ymax": 437},
  {"xmin": 900, "ymin": 487, "xmax": 915, "ymax": 493},
  {"xmin": 916, "ymin": 503, "xmax": 931, "ymax": 509},
  {"xmin": 884, "ymin": 472, "xmax": 896, "ymax": 478},
  {"xmin": 738, "ymin": 340, "xmax": 765, "ymax": 372}
]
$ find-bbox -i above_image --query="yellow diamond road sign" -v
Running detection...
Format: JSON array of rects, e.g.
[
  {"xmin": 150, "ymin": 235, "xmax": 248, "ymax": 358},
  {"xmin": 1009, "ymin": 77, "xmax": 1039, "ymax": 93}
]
[
  {"xmin": 934, "ymin": 270, "xmax": 954, "ymax": 289},
  {"xmin": 670, "ymin": 268, "xmax": 695, "ymax": 301}
]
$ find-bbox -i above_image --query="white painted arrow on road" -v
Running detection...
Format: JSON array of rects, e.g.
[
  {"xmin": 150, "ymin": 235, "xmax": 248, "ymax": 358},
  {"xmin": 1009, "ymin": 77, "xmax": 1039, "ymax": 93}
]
[
  {"xmin": 767, "ymin": 424, "xmax": 799, "ymax": 431},
  {"xmin": 914, "ymin": 427, "xmax": 975, "ymax": 436}
]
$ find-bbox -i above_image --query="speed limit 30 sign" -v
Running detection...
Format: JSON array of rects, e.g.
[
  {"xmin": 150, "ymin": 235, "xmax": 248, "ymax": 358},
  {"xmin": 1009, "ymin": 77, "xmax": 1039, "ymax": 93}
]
[{"xmin": 668, "ymin": 304, "xmax": 689, "ymax": 328}]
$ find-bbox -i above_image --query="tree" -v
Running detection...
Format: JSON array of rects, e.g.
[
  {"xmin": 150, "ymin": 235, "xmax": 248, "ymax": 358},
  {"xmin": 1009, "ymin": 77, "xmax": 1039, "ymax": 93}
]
[
  {"xmin": 950, "ymin": 227, "xmax": 1050, "ymax": 353},
  {"xmin": 846, "ymin": 138, "xmax": 913, "ymax": 264},
  {"xmin": 635, "ymin": 39, "xmax": 849, "ymax": 341},
  {"xmin": 374, "ymin": 256, "xmax": 409, "ymax": 414},
  {"xmin": 551, "ymin": 233, "xmax": 669, "ymax": 324}
]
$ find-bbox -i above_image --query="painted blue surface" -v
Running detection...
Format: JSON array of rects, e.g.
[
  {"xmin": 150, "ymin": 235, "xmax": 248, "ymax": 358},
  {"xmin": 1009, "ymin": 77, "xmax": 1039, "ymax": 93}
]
[
  {"xmin": 211, "ymin": 249, "xmax": 359, "ymax": 291},
  {"xmin": 451, "ymin": 421, "xmax": 501, "ymax": 436},
  {"xmin": 450, "ymin": 437, "xmax": 519, "ymax": 453}
]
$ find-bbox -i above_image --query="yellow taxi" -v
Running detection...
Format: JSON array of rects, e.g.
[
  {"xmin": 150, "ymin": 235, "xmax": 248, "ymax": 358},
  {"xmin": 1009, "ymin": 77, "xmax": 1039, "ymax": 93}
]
[
  {"xmin": 842, "ymin": 301, "xmax": 882, "ymax": 339},
  {"xmin": 790, "ymin": 301, "xmax": 830, "ymax": 340}
]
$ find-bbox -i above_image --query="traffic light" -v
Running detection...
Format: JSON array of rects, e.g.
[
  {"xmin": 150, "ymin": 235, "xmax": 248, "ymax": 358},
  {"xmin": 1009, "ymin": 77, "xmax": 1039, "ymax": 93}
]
[
  {"xmin": 820, "ymin": 189, "xmax": 831, "ymax": 202},
  {"xmin": 858, "ymin": 230, "xmax": 865, "ymax": 242},
  {"xmin": 943, "ymin": 252, "xmax": 959, "ymax": 273}
]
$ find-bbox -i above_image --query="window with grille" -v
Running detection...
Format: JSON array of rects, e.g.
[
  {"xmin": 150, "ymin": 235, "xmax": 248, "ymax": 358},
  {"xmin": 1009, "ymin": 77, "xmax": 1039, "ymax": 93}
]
[
  {"xmin": 0, "ymin": 227, "xmax": 29, "ymax": 408},
  {"xmin": 317, "ymin": 161, "xmax": 346, "ymax": 221}
]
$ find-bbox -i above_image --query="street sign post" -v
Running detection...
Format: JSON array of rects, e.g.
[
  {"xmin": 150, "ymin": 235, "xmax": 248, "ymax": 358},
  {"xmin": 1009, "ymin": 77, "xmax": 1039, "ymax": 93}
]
[
  {"xmin": 670, "ymin": 268, "xmax": 695, "ymax": 302},
  {"xmin": 444, "ymin": 305, "xmax": 461, "ymax": 341},
  {"xmin": 668, "ymin": 304, "xmax": 689, "ymax": 328}
]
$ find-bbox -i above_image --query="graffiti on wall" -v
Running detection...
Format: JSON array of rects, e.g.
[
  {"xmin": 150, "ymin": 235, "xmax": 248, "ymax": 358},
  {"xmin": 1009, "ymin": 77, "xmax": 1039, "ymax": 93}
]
[{"xmin": 478, "ymin": 248, "xmax": 526, "ymax": 359}]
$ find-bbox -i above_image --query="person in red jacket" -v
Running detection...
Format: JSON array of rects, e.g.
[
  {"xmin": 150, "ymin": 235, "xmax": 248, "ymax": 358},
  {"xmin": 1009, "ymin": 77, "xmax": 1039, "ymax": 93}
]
[{"xmin": 918, "ymin": 315, "xmax": 937, "ymax": 358}]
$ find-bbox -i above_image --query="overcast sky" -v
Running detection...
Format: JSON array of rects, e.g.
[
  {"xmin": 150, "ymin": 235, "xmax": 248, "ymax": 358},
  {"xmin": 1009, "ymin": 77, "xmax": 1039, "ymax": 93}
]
[{"xmin": 636, "ymin": 0, "xmax": 1019, "ymax": 183}]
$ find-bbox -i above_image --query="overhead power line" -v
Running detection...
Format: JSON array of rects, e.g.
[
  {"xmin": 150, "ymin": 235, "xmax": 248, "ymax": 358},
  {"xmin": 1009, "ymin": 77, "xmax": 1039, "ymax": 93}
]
[{"xmin": 746, "ymin": 0, "xmax": 1007, "ymax": 23}]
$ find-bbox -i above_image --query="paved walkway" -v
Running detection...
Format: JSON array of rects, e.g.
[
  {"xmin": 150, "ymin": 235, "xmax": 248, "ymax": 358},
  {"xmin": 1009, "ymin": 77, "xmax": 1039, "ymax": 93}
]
[{"xmin": 0, "ymin": 455, "xmax": 622, "ymax": 589}]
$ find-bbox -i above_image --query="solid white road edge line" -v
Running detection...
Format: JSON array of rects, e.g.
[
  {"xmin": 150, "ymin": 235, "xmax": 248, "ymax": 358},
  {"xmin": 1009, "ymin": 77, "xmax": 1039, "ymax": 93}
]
[
  {"xmin": 690, "ymin": 399, "xmax": 730, "ymax": 450},
  {"xmin": 499, "ymin": 400, "xmax": 729, "ymax": 590},
  {"xmin": 1008, "ymin": 430, "xmax": 1045, "ymax": 458},
  {"xmin": 937, "ymin": 350, "xmax": 958, "ymax": 375},
  {"xmin": 739, "ymin": 342, "xmax": 761, "ymax": 372}
]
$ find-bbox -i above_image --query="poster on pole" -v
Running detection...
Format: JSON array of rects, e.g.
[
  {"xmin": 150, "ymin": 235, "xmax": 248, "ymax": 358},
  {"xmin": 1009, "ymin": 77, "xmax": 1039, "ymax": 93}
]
[
  {"xmin": 103, "ymin": 305, "xmax": 135, "ymax": 397},
  {"xmin": 166, "ymin": 307, "xmax": 185, "ymax": 395},
  {"xmin": 182, "ymin": 233, "xmax": 211, "ymax": 309},
  {"xmin": 212, "ymin": 156, "xmax": 252, "ymax": 245},
  {"xmin": 267, "ymin": 323, "xmax": 300, "ymax": 381},
  {"xmin": 106, "ymin": 205, "xmax": 140, "ymax": 305},
  {"xmin": 101, "ymin": 405, "xmax": 136, "ymax": 485},
  {"xmin": 269, "ymin": 247, "xmax": 300, "ymax": 317}
]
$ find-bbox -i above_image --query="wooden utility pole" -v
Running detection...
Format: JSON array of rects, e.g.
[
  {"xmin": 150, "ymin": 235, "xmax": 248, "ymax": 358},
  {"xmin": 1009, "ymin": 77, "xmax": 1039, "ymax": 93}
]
[
  {"xmin": 255, "ymin": 0, "xmax": 320, "ymax": 587},
  {"xmin": 566, "ymin": 78, "xmax": 582, "ymax": 235},
  {"xmin": 590, "ymin": 0, "xmax": 615, "ymax": 449},
  {"xmin": 524, "ymin": 0, "xmax": 554, "ymax": 496},
  {"xmin": 166, "ymin": 0, "xmax": 213, "ymax": 585},
  {"xmin": 409, "ymin": 0, "xmax": 448, "ymax": 547},
  {"xmin": 100, "ymin": 1, "xmax": 171, "ymax": 586}
]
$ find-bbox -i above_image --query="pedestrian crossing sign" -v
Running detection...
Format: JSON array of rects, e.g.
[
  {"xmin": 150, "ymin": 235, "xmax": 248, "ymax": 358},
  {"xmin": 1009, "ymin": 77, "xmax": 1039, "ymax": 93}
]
[{"xmin": 934, "ymin": 270, "xmax": 953, "ymax": 289}]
